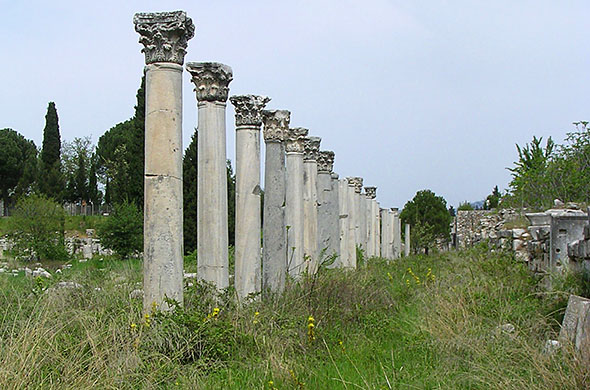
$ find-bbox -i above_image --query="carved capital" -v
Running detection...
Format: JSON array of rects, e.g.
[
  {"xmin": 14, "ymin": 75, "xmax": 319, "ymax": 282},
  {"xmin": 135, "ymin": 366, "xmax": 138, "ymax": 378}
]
[
  {"xmin": 303, "ymin": 136, "xmax": 321, "ymax": 161},
  {"xmin": 134, "ymin": 11, "xmax": 194, "ymax": 65},
  {"xmin": 317, "ymin": 150, "xmax": 335, "ymax": 173},
  {"xmin": 229, "ymin": 95, "xmax": 271, "ymax": 127},
  {"xmin": 285, "ymin": 128, "xmax": 308, "ymax": 153},
  {"xmin": 262, "ymin": 110, "xmax": 290, "ymax": 142},
  {"xmin": 186, "ymin": 62, "xmax": 233, "ymax": 102},
  {"xmin": 347, "ymin": 177, "xmax": 363, "ymax": 193},
  {"xmin": 364, "ymin": 186, "xmax": 377, "ymax": 199}
]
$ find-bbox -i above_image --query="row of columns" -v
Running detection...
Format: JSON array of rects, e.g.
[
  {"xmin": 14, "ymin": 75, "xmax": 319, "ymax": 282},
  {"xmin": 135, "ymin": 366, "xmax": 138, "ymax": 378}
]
[{"xmin": 134, "ymin": 11, "xmax": 409, "ymax": 311}]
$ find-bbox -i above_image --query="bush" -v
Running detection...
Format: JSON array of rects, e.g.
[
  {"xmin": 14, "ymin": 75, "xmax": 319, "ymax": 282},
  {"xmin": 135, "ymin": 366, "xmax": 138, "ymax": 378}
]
[
  {"xmin": 8, "ymin": 194, "xmax": 68, "ymax": 261},
  {"xmin": 98, "ymin": 200, "xmax": 142, "ymax": 259}
]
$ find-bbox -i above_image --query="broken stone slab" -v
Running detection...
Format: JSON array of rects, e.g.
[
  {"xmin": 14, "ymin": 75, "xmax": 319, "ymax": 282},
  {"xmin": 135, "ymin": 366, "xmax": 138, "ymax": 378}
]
[
  {"xmin": 512, "ymin": 228, "xmax": 526, "ymax": 238},
  {"xmin": 32, "ymin": 268, "xmax": 52, "ymax": 278},
  {"xmin": 129, "ymin": 289, "xmax": 144, "ymax": 300},
  {"xmin": 543, "ymin": 339, "xmax": 561, "ymax": 355},
  {"xmin": 559, "ymin": 294, "xmax": 590, "ymax": 361}
]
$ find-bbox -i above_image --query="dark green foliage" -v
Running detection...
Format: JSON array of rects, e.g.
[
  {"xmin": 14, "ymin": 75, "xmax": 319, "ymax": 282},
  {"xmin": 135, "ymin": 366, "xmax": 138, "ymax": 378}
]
[
  {"xmin": 227, "ymin": 159, "xmax": 236, "ymax": 247},
  {"xmin": 0, "ymin": 128, "xmax": 37, "ymax": 213},
  {"xmin": 400, "ymin": 189, "xmax": 451, "ymax": 254},
  {"xmin": 62, "ymin": 137, "xmax": 95, "ymax": 203},
  {"xmin": 88, "ymin": 154, "xmax": 100, "ymax": 205},
  {"xmin": 39, "ymin": 102, "xmax": 65, "ymax": 200},
  {"xmin": 96, "ymin": 75, "xmax": 145, "ymax": 207},
  {"xmin": 8, "ymin": 194, "xmax": 67, "ymax": 261},
  {"xmin": 485, "ymin": 185, "xmax": 501, "ymax": 209},
  {"xmin": 183, "ymin": 130, "xmax": 197, "ymax": 254},
  {"xmin": 98, "ymin": 200, "xmax": 143, "ymax": 259},
  {"xmin": 448, "ymin": 205, "xmax": 456, "ymax": 217}
]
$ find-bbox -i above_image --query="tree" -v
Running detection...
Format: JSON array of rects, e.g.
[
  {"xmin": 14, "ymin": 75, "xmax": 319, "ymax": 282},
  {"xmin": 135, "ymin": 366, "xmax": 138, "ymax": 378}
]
[
  {"xmin": 98, "ymin": 200, "xmax": 143, "ymax": 259},
  {"xmin": 484, "ymin": 186, "xmax": 501, "ymax": 210},
  {"xmin": 0, "ymin": 129, "xmax": 37, "ymax": 214},
  {"xmin": 39, "ymin": 102, "xmax": 65, "ymax": 200},
  {"xmin": 8, "ymin": 194, "xmax": 67, "ymax": 261},
  {"xmin": 400, "ymin": 189, "xmax": 451, "ymax": 255},
  {"xmin": 62, "ymin": 136, "xmax": 94, "ymax": 203},
  {"xmin": 183, "ymin": 130, "xmax": 197, "ymax": 254},
  {"xmin": 227, "ymin": 159, "xmax": 236, "ymax": 247},
  {"xmin": 96, "ymin": 75, "xmax": 145, "ymax": 206},
  {"xmin": 458, "ymin": 201, "xmax": 474, "ymax": 211}
]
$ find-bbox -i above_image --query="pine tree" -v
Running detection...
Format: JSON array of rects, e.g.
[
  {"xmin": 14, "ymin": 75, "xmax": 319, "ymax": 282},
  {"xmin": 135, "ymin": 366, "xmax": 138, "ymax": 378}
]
[
  {"xmin": 39, "ymin": 102, "xmax": 64, "ymax": 200},
  {"xmin": 183, "ymin": 130, "xmax": 197, "ymax": 254}
]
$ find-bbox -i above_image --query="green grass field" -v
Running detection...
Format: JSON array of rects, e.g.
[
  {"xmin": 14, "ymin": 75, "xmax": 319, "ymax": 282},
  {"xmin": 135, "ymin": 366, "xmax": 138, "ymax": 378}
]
[{"xmin": 0, "ymin": 247, "xmax": 587, "ymax": 389}]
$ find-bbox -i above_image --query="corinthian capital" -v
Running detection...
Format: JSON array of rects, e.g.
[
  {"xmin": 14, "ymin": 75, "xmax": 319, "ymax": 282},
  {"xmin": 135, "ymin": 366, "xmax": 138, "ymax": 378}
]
[
  {"xmin": 303, "ymin": 136, "xmax": 321, "ymax": 161},
  {"xmin": 230, "ymin": 95, "xmax": 271, "ymax": 126},
  {"xmin": 262, "ymin": 110, "xmax": 290, "ymax": 142},
  {"xmin": 134, "ymin": 11, "xmax": 195, "ymax": 65},
  {"xmin": 364, "ymin": 186, "xmax": 377, "ymax": 199},
  {"xmin": 285, "ymin": 128, "xmax": 308, "ymax": 153},
  {"xmin": 317, "ymin": 150, "xmax": 335, "ymax": 173},
  {"xmin": 186, "ymin": 62, "xmax": 233, "ymax": 102},
  {"xmin": 347, "ymin": 177, "xmax": 363, "ymax": 193}
]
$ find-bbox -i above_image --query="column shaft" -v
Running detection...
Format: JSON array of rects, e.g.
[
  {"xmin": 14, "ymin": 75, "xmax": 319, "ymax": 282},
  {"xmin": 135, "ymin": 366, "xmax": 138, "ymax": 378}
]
[
  {"xmin": 197, "ymin": 101, "xmax": 229, "ymax": 289},
  {"xmin": 286, "ymin": 152, "xmax": 305, "ymax": 276},
  {"xmin": 303, "ymin": 160, "xmax": 319, "ymax": 272},
  {"xmin": 338, "ymin": 179, "xmax": 350, "ymax": 268},
  {"xmin": 405, "ymin": 223, "xmax": 411, "ymax": 256},
  {"xmin": 143, "ymin": 63, "xmax": 184, "ymax": 310}
]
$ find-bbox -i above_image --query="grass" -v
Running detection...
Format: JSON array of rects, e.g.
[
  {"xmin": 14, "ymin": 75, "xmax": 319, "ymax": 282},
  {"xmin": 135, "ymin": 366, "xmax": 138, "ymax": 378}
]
[
  {"xmin": 0, "ymin": 215, "xmax": 105, "ymax": 237},
  {"xmin": 0, "ymin": 247, "xmax": 587, "ymax": 389}
]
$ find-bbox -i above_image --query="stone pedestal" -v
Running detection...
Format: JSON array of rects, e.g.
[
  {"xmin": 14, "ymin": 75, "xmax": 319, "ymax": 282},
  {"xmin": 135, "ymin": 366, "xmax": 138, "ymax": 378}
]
[
  {"xmin": 230, "ymin": 95, "xmax": 270, "ymax": 300},
  {"xmin": 317, "ymin": 151, "xmax": 339, "ymax": 265},
  {"xmin": 262, "ymin": 110, "xmax": 290, "ymax": 293},
  {"xmin": 303, "ymin": 136, "xmax": 321, "ymax": 273},
  {"xmin": 134, "ymin": 11, "xmax": 194, "ymax": 311},
  {"xmin": 187, "ymin": 62, "xmax": 233, "ymax": 290},
  {"xmin": 405, "ymin": 223, "xmax": 411, "ymax": 256},
  {"xmin": 285, "ymin": 127, "xmax": 308, "ymax": 277}
]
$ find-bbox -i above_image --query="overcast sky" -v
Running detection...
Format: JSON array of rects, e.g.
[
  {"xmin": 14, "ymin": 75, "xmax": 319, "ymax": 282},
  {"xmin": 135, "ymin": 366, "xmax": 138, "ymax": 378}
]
[{"xmin": 1, "ymin": 1, "xmax": 589, "ymax": 209}]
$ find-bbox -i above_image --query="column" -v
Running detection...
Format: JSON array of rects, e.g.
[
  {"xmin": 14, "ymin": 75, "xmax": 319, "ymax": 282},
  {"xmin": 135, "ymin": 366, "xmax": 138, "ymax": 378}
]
[
  {"xmin": 380, "ymin": 208, "xmax": 392, "ymax": 259},
  {"xmin": 261, "ymin": 110, "xmax": 290, "ymax": 293},
  {"xmin": 317, "ymin": 151, "xmax": 339, "ymax": 265},
  {"xmin": 374, "ymin": 200, "xmax": 381, "ymax": 257},
  {"xmin": 364, "ymin": 187, "xmax": 377, "ymax": 258},
  {"xmin": 285, "ymin": 127, "xmax": 308, "ymax": 277},
  {"xmin": 303, "ymin": 136, "xmax": 321, "ymax": 273},
  {"xmin": 230, "ymin": 95, "xmax": 270, "ymax": 300},
  {"xmin": 134, "ymin": 11, "xmax": 194, "ymax": 311},
  {"xmin": 405, "ymin": 223, "xmax": 411, "ymax": 256},
  {"xmin": 187, "ymin": 62, "xmax": 233, "ymax": 290},
  {"xmin": 338, "ymin": 179, "xmax": 351, "ymax": 268},
  {"xmin": 346, "ymin": 177, "xmax": 362, "ymax": 268},
  {"xmin": 392, "ymin": 208, "xmax": 401, "ymax": 258}
]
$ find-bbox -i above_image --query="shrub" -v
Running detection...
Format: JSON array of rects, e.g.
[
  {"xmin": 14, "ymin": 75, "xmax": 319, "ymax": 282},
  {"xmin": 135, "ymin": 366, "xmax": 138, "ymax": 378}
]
[
  {"xmin": 8, "ymin": 194, "xmax": 68, "ymax": 261},
  {"xmin": 98, "ymin": 200, "xmax": 142, "ymax": 259}
]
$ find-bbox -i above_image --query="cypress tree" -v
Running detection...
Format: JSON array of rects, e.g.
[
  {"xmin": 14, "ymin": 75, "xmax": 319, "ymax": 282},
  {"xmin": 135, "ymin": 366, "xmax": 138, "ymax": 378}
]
[
  {"xmin": 183, "ymin": 130, "xmax": 197, "ymax": 254},
  {"xmin": 39, "ymin": 102, "xmax": 64, "ymax": 200},
  {"xmin": 128, "ymin": 75, "xmax": 145, "ymax": 207}
]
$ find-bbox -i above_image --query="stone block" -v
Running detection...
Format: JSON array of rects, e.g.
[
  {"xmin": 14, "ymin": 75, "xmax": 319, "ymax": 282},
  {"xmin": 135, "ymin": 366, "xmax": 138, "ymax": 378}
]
[{"xmin": 559, "ymin": 294, "xmax": 590, "ymax": 361}]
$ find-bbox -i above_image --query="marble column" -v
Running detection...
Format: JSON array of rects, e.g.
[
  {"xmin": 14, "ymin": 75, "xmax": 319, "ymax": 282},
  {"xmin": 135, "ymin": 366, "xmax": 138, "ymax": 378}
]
[
  {"xmin": 303, "ymin": 136, "xmax": 321, "ymax": 273},
  {"xmin": 187, "ymin": 62, "xmax": 233, "ymax": 290},
  {"xmin": 405, "ymin": 223, "xmax": 411, "ymax": 256},
  {"xmin": 317, "ymin": 151, "xmax": 339, "ymax": 265},
  {"xmin": 261, "ymin": 110, "xmax": 290, "ymax": 293},
  {"xmin": 134, "ymin": 11, "xmax": 194, "ymax": 311},
  {"xmin": 230, "ymin": 95, "xmax": 270, "ymax": 300},
  {"xmin": 347, "ymin": 177, "xmax": 362, "ymax": 267},
  {"xmin": 364, "ymin": 187, "xmax": 377, "ymax": 258},
  {"xmin": 380, "ymin": 208, "xmax": 392, "ymax": 259},
  {"xmin": 285, "ymin": 127, "xmax": 308, "ymax": 277},
  {"xmin": 392, "ymin": 208, "xmax": 401, "ymax": 259},
  {"xmin": 375, "ymin": 200, "xmax": 381, "ymax": 257},
  {"xmin": 338, "ymin": 179, "xmax": 351, "ymax": 268}
]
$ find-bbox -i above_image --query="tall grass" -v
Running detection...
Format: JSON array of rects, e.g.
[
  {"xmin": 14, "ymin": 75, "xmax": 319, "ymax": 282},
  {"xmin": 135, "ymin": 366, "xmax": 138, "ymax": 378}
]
[{"xmin": 0, "ymin": 248, "xmax": 587, "ymax": 389}]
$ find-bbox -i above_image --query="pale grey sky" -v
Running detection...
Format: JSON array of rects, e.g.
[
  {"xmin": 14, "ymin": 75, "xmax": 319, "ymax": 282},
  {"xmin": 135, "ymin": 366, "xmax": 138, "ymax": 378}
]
[{"xmin": 1, "ymin": 1, "xmax": 588, "ymax": 209}]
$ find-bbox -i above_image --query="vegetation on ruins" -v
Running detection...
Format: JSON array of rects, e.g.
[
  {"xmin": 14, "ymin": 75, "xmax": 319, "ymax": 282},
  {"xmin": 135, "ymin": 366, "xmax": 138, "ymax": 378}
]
[
  {"xmin": 505, "ymin": 121, "xmax": 590, "ymax": 209},
  {"xmin": 38, "ymin": 102, "xmax": 65, "ymax": 200},
  {"xmin": 0, "ymin": 128, "xmax": 37, "ymax": 214},
  {"xmin": 97, "ymin": 200, "xmax": 143, "ymax": 259},
  {"xmin": 183, "ymin": 130, "xmax": 197, "ymax": 254},
  {"xmin": 7, "ymin": 194, "xmax": 67, "ymax": 261},
  {"xmin": 400, "ymin": 189, "xmax": 452, "ymax": 254},
  {"xmin": 458, "ymin": 201, "xmax": 474, "ymax": 211},
  {"xmin": 484, "ymin": 185, "xmax": 501, "ymax": 209},
  {"xmin": 0, "ymin": 247, "xmax": 586, "ymax": 388}
]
